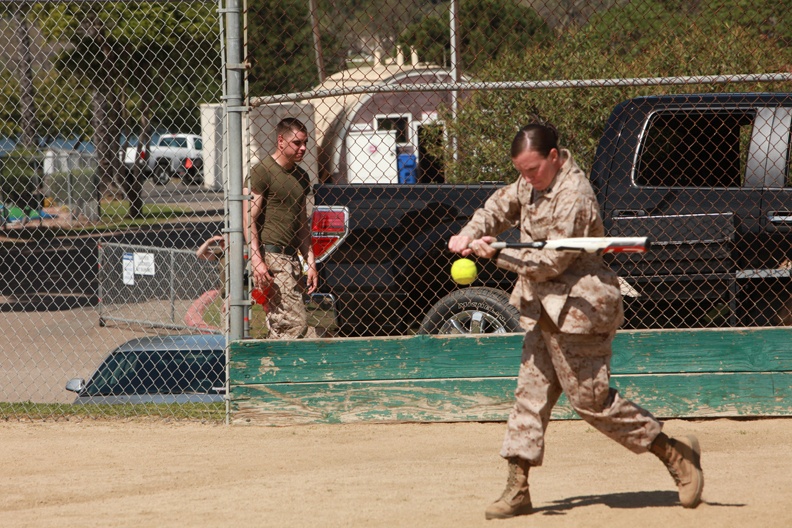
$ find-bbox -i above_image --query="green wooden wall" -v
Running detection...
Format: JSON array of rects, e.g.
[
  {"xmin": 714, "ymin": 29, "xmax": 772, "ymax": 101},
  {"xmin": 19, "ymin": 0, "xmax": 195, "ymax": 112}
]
[{"xmin": 228, "ymin": 328, "xmax": 792, "ymax": 425}]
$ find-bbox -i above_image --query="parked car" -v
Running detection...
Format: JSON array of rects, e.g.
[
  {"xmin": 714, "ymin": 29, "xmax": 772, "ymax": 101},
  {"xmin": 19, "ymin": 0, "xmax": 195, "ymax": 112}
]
[
  {"xmin": 120, "ymin": 133, "xmax": 204, "ymax": 186},
  {"xmin": 66, "ymin": 334, "xmax": 226, "ymax": 404}
]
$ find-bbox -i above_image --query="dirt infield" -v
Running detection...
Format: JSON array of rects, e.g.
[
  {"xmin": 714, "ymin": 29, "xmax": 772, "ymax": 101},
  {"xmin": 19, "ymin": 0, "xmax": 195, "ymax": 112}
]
[{"xmin": 3, "ymin": 417, "xmax": 791, "ymax": 527}]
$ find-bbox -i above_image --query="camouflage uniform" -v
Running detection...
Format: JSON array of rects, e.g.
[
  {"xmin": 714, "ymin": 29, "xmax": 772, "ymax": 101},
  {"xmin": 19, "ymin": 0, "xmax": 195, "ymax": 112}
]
[
  {"xmin": 261, "ymin": 252, "xmax": 315, "ymax": 339},
  {"xmin": 458, "ymin": 150, "xmax": 662, "ymax": 464}
]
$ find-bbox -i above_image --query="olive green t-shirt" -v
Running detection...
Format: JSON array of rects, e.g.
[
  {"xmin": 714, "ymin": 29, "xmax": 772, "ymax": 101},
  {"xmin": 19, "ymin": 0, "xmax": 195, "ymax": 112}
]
[{"xmin": 250, "ymin": 155, "xmax": 311, "ymax": 248}]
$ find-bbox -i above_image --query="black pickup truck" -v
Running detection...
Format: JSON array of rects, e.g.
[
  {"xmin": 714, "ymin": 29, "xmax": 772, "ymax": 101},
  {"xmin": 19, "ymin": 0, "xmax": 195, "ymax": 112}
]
[{"xmin": 310, "ymin": 93, "xmax": 792, "ymax": 336}]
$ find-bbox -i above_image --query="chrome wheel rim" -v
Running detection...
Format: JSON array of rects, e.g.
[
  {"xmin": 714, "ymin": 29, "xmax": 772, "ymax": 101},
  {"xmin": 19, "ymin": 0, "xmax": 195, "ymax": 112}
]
[{"xmin": 439, "ymin": 309, "xmax": 508, "ymax": 334}]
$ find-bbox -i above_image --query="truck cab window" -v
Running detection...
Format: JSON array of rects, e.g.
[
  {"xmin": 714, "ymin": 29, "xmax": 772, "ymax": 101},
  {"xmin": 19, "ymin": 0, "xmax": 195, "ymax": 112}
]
[{"xmin": 636, "ymin": 110, "xmax": 755, "ymax": 188}]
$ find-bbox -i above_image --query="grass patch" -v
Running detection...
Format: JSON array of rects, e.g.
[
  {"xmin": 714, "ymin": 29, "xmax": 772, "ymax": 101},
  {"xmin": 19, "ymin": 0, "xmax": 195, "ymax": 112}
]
[
  {"xmin": 249, "ymin": 302, "xmax": 269, "ymax": 339},
  {"xmin": 201, "ymin": 294, "xmax": 225, "ymax": 329},
  {"xmin": 0, "ymin": 402, "xmax": 226, "ymax": 423},
  {"xmin": 1, "ymin": 200, "xmax": 204, "ymax": 242},
  {"xmin": 100, "ymin": 201, "xmax": 192, "ymax": 222}
]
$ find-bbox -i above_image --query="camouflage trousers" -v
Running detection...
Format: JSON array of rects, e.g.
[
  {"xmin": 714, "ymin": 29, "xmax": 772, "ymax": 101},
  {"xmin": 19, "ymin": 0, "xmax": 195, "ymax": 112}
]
[
  {"xmin": 500, "ymin": 322, "xmax": 662, "ymax": 464},
  {"xmin": 261, "ymin": 253, "xmax": 314, "ymax": 339}
]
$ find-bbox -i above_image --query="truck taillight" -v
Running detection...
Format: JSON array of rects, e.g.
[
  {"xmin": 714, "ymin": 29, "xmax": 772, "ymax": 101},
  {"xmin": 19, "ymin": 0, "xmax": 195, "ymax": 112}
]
[
  {"xmin": 311, "ymin": 206, "xmax": 349, "ymax": 263},
  {"xmin": 139, "ymin": 149, "xmax": 147, "ymax": 160},
  {"xmin": 184, "ymin": 157, "xmax": 193, "ymax": 169}
]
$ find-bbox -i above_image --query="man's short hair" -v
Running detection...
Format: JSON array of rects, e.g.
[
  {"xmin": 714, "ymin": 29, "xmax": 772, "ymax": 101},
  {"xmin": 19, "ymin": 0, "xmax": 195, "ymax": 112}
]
[{"xmin": 276, "ymin": 117, "xmax": 308, "ymax": 138}]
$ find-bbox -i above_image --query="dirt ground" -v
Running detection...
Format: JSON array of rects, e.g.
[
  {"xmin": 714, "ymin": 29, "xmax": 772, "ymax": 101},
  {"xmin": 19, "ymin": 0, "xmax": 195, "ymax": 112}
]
[{"xmin": 2, "ymin": 417, "xmax": 791, "ymax": 528}]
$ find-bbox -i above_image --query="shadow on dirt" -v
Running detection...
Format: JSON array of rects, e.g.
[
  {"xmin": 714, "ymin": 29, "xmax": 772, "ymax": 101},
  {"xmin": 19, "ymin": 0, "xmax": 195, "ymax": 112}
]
[
  {"xmin": 0, "ymin": 293, "xmax": 96, "ymax": 312},
  {"xmin": 534, "ymin": 490, "xmax": 744, "ymax": 514}
]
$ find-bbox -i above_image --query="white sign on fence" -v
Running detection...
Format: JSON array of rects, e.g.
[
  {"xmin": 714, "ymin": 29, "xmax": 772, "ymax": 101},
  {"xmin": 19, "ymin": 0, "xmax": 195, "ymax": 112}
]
[
  {"xmin": 133, "ymin": 253, "xmax": 156, "ymax": 276},
  {"xmin": 122, "ymin": 253, "xmax": 135, "ymax": 286}
]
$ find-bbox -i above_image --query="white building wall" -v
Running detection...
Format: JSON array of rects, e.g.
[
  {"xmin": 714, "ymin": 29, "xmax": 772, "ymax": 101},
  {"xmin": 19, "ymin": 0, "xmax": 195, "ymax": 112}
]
[{"xmin": 199, "ymin": 103, "xmax": 224, "ymax": 192}]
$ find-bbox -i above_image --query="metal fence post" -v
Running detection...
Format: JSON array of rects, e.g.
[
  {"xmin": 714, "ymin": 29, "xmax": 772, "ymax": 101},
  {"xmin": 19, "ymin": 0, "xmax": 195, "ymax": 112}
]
[
  {"xmin": 170, "ymin": 249, "xmax": 176, "ymax": 324},
  {"xmin": 97, "ymin": 243, "xmax": 104, "ymax": 327},
  {"xmin": 224, "ymin": 0, "xmax": 245, "ymax": 341},
  {"xmin": 449, "ymin": 0, "xmax": 460, "ymax": 165},
  {"xmin": 67, "ymin": 170, "xmax": 73, "ymax": 220}
]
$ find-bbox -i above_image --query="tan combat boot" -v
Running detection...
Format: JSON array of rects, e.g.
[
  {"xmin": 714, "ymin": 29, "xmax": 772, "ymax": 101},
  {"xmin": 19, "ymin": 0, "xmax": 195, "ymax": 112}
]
[
  {"xmin": 650, "ymin": 432, "xmax": 704, "ymax": 508},
  {"xmin": 485, "ymin": 457, "xmax": 533, "ymax": 520}
]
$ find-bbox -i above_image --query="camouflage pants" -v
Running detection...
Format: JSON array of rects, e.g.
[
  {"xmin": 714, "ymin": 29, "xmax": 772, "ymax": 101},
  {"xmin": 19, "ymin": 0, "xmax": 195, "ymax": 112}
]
[
  {"xmin": 262, "ymin": 253, "xmax": 313, "ymax": 339},
  {"xmin": 500, "ymin": 323, "xmax": 663, "ymax": 464}
]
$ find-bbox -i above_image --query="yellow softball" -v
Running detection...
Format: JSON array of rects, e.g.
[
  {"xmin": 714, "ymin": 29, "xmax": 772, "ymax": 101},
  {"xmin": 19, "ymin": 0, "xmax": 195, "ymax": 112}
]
[{"xmin": 450, "ymin": 258, "xmax": 478, "ymax": 285}]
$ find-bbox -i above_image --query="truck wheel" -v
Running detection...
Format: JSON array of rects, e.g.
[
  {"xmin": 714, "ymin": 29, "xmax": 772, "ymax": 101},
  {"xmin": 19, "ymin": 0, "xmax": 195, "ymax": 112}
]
[
  {"xmin": 418, "ymin": 287, "xmax": 523, "ymax": 335},
  {"xmin": 154, "ymin": 164, "xmax": 170, "ymax": 185}
]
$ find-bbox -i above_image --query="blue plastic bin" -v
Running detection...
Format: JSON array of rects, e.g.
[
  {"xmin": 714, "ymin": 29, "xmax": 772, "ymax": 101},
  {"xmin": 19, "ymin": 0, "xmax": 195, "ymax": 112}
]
[{"xmin": 397, "ymin": 154, "xmax": 417, "ymax": 184}]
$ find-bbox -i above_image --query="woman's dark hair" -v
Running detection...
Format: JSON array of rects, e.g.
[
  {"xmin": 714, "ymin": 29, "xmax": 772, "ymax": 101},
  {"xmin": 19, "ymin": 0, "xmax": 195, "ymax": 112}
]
[{"xmin": 510, "ymin": 123, "xmax": 559, "ymax": 158}]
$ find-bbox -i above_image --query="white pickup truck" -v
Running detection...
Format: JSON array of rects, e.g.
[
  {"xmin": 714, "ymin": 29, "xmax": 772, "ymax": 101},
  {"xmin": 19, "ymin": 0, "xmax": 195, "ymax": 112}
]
[{"xmin": 121, "ymin": 133, "xmax": 204, "ymax": 185}]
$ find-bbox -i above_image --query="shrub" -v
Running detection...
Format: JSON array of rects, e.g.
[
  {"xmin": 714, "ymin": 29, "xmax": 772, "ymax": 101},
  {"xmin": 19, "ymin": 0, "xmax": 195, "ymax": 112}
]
[
  {"xmin": 435, "ymin": 1, "xmax": 792, "ymax": 183},
  {"xmin": 0, "ymin": 149, "xmax": 43, "ymax": 209}
]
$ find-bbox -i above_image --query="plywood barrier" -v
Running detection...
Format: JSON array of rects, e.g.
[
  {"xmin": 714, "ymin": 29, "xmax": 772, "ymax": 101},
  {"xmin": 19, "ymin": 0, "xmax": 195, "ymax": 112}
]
[{"xmin": 229, "ymin": 328, "xmax": 792, "ymax": 425}]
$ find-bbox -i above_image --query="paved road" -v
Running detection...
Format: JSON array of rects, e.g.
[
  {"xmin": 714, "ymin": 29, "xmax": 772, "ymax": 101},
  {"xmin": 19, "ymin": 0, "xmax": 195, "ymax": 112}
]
[
  {"xmin": 143, "ymin": 177, "xmax": 223, "ymax": 211},
  {"xmin": 1, "ymin": 305, "xmax": 177, "ymax": 404}
]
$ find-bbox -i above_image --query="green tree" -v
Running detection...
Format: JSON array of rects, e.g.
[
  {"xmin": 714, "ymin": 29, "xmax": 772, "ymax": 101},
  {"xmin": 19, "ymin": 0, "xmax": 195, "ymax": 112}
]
[
  {"xmin": 36, "ymin": 1, "xmax": 221, "ymax": 218},
  {"xmin": 0, "ymin": 3, "xmax": 96, "ymax": 143},
  {"xmin": 13, "ymin": 2, "xmax": 39, "ymax": 149},
  {"xmin": 337, "ymin": 0, "xmax": 443, "ymax": 59},
  {"xmin": 398, "ymin": 0, "xmax": 551, "ymax": 73},
  {"xmin": 245, "ymin": 0, "xmax": 448, "ymax": 95},
  {"xmin": 247, "ymin": 0, "xmax": 343, "ymax": 96},
  {"xmin": 0, "ymin": 2, "xmax": 39, "ymax": 144},
  {"xmin": 0, "ymin": 68, "xmax": 19, "ymax": 139},
  {"xmin": 35, "ymin": 71, "xmax": 93, "ymax": 139},
  {"xmin": 584, "ymin": 0, "xmax": 792, "ymax": 62},
  {"xmin": 435, "ymin": 0, "xmax": 792, "ymax": 182}
]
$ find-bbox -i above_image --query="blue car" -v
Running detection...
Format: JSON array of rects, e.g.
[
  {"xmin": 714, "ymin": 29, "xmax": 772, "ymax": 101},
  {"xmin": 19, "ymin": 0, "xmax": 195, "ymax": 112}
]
[{"xmin": 66, "ymin": 334, "xmax": 226, "ymax": 404}]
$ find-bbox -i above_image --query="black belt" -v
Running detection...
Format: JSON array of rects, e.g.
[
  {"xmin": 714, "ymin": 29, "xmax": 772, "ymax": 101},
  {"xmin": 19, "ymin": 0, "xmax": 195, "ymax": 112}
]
[{"xmin": 263, "ymin": 244, "xmax": 298, "ymax": 257}]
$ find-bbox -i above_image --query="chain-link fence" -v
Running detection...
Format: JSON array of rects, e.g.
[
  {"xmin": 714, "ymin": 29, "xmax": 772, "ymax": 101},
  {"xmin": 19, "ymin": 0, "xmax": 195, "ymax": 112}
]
[
  {"xmin": 3, "ymin": 0, "xmax": 792, "ymax": 420},
  {"xmin": 245, "ymin": 0, "xmax": 792, "ymax": 338},
  {"xmin": 97, "ymin": 242, "xmax": 223, "ymax": 333},
  {"xmin": 0, "ymin": 0, "xmax": 227, "ymax": 420}
]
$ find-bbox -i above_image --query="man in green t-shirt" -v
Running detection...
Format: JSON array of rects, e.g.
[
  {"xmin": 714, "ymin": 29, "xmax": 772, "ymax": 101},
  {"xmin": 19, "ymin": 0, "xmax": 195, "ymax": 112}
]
[{"xmin": 249, "ymin": 118, "xmax": 317, "ymax": 339}]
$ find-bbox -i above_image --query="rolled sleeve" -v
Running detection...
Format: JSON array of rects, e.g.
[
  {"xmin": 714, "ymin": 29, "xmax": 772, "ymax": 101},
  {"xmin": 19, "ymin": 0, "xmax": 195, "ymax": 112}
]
[{"xmin": 458, "ymin": 183, "xmax": 521, "ymax": 240}]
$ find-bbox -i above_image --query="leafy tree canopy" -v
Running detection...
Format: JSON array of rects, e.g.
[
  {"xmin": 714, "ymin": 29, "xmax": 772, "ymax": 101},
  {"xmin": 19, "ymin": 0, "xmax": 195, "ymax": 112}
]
[
  {"xmin": 436, "ymin": 0, "xmax": 792, "ymax": 183},
  {"xmin": 246, "ymin": 0, "xmax": 343, "ymax": 97},
  {"xmin": 0, "ymin": 69, "xmax": 19, "ymax": 138},
  {"xmin": 34, "ymin": 1, "xmax": 221, "ymax": 137},
  {"xmin": 399, "ymin": 0, "xmax": 551, "ymax": 73}
]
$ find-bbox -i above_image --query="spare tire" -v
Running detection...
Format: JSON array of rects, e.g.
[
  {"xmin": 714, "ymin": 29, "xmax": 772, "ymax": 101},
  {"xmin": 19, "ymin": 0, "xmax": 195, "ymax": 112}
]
[{"xmin": 418, "ymin": 287, "xmax": 523, "ymax": 335}]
